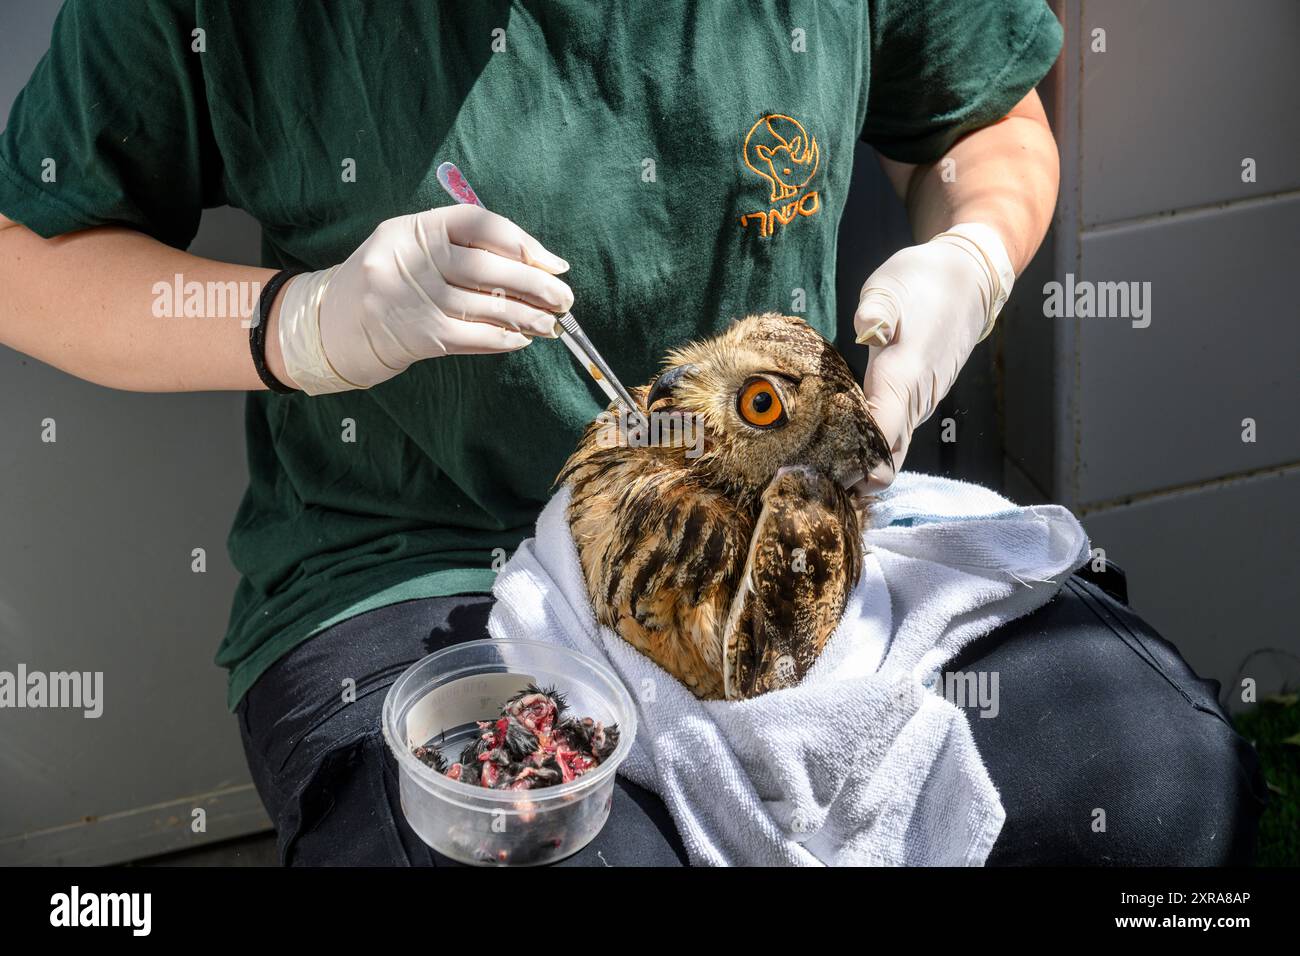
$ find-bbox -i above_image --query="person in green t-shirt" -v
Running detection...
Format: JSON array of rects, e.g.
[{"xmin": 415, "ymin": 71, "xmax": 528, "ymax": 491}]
[{"xmin": 0, "ymin": 2, "xmax": 1263, "ymax": 866}]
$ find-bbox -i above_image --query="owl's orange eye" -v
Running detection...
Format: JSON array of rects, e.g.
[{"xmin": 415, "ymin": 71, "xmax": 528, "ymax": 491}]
[{"xmin": 737, "ymin": 378, "xmax": 785, "ymax": 428}]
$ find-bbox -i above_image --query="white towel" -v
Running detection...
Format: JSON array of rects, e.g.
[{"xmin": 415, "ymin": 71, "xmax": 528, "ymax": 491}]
[{"xmin": 487, "ymin": 472, "xmax": 1090, "ymax": 866}]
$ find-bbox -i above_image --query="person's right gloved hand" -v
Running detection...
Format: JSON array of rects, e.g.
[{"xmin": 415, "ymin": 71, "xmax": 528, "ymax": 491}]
[{"xmin": 276, "ymin": 205, "xmax": 573, "ymax": 394}]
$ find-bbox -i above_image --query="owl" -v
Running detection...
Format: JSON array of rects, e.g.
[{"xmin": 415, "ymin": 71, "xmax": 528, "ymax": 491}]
[{"xmin": 558, "ymin": 313, "xmax": 891, "ymax": 700}]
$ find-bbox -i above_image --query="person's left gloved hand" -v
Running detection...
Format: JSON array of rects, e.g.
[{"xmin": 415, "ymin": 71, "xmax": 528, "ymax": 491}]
[{"xmin": 853, "ymin": 222, "xmax": 1016, "ymax": 490}]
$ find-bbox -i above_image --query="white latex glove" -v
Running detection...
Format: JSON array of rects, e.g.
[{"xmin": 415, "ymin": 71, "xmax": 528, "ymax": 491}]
[
  {"xmin": 277, "ymin": 205, "xmax": 573, "ymax": 394},
  {"xmin": 854, "ymin": 222, "xmax": 1016, "ymax": 490}
]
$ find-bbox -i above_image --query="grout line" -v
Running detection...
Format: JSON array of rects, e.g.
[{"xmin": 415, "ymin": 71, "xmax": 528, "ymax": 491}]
[
  {"xmin": 1052, "ymin": 0, "xmax": 1086, "ymax": 508},
  {"xmin": 0, "ymin": 783, "xmax": 261, "ymax": 844},
  {"xmin": 1070, "ymin": 0, "xmax": 1085, "ymax": 507},
  {"xmin": 1077, "ymin": 461, "xmax": 1300, "ymax": 516},
  {"xmin": 1082, "ymin": 188, "xmax": 1300, "ymax": 236}
]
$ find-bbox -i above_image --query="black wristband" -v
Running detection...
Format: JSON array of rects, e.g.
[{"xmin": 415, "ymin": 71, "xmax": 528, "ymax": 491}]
[{"xmin": 250, "ymin": 268, "xmax": 303, "ymax": 394}]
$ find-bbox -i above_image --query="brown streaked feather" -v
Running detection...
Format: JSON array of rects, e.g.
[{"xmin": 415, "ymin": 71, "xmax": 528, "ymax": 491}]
[{"xmin": 723, "ymin": 466, "xmax": 862, "ymax": 699}]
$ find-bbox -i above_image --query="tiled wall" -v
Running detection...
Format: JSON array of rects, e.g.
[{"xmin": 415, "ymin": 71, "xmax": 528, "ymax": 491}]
[{"xmin": 1002, "ymin": 1, "xmax": 1300, "ymax": 687}]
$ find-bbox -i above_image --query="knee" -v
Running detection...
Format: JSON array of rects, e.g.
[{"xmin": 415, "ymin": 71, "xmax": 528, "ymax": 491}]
[
  {"xmin": 970, "ymin": 577, "xmax": 1267, "ymax": 865},
  {"xmin": 1114, "ymin": 700, "xmax": 1266, "ymax": 865}
]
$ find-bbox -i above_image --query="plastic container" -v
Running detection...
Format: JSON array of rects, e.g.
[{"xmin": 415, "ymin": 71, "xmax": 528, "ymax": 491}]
[{"xmin": 381, "ymin": 638, "xmax": 637, "ymax": 866}]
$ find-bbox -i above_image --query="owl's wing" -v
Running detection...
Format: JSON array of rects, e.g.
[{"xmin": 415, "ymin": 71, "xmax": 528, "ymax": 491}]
[{"xmin": 722, "ymin": 466, "xmax": 863, "ymax": 700}]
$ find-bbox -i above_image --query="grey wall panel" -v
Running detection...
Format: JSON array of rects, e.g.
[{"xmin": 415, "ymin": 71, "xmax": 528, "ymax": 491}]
[
  {"xmin": 1, "ymin": 0, "xmax": 270, "ymax": 863},
  {"xmin": 1073, "ymin": 195, "xmax": 1300, "ymax": 505},
  {"xmin": 1081, "ymin": 466, "xmax": 1300, "ymax": 692},
  {"xmin": 1080, "ymin": 0, "xmax": 1300, "ymax": 226},
  {"xmin": 0, "ymin": 2, "xmax": 56, "ymax": 119},
  {"xmin": 0, "ymin": 357, "xmax": 265, "ymax": 860}
]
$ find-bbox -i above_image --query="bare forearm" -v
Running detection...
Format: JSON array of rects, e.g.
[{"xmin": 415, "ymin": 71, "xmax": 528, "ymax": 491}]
[
  {"xmin": 877, "ymin": 90, "xmax": 1059, "ymax": 273},
  {"xmin": 0, "ymin": 215, "xmax": 290, "ymax": 391}
]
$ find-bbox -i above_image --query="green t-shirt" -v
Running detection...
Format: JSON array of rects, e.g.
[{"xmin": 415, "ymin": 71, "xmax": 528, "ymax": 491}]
[{"xmin": 0, "ymin": 0, "xmax": 1061, "ymax": 708}]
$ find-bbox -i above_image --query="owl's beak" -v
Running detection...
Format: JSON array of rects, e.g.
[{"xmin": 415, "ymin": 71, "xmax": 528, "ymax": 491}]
[
  {"xmin": 646, "ymin": 364, "xmax": 698, "ymax": 408},
  {"xmin": 839, "ymin": 468, "xmax": 865, "ymax": 490}
]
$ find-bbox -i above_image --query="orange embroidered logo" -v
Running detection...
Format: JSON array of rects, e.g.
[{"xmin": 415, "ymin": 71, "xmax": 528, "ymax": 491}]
[{"xmin": 740, "ymin": 114, "xmax": 821, "ymax": 237}]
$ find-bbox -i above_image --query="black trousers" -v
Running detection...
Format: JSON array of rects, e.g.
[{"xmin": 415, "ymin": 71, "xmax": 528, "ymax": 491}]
[{"xmin": 236, "ymin": 566, "xmax": 1266, "ymax": 866}]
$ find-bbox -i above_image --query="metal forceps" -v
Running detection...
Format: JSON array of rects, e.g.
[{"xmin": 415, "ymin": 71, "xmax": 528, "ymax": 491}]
[{"xmin": 435, "ymin": 162, "xmax": 647, "ymax": 430}]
